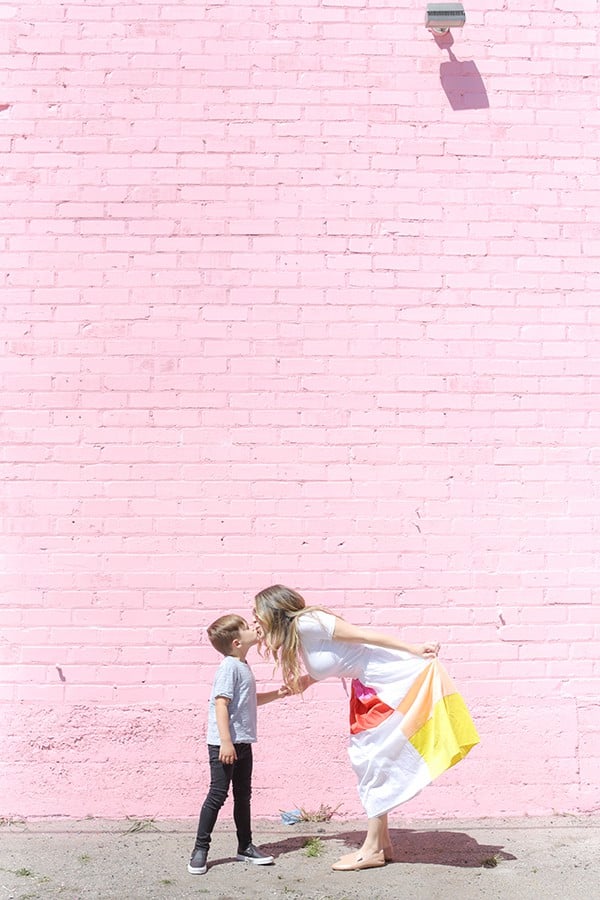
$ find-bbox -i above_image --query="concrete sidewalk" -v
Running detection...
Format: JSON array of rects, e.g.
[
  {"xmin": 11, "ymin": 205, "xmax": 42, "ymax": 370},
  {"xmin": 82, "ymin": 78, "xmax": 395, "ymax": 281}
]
[{"xmin": 1, "ymin": 815, "xmax": 598, "ymax": 900}]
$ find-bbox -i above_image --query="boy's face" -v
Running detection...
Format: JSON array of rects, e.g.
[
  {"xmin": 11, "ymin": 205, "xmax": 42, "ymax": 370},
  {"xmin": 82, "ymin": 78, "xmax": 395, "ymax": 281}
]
[{"xmin": 235, "ymin": 621, "xmax": 259, "ymax": 654}]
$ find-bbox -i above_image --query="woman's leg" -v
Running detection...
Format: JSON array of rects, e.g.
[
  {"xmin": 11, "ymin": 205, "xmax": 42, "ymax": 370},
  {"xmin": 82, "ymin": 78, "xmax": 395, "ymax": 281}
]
[
  {"xmin": 360, "ymin": 812, "xmax": 388, "ymax": 856},
  {"xmin": 381, "ymin": 813, "xmax": 393, "ymax": 859},
  {"xmin": 332, "ymin": 813, "xmax": 388, "ymax": 869}
]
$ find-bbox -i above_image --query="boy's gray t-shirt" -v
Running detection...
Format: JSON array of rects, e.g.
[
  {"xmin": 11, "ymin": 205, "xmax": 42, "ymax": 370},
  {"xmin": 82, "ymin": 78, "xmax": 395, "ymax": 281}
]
[{"xmin": 206, "ymin": 655, "xmax": 257, "ymax": 744}]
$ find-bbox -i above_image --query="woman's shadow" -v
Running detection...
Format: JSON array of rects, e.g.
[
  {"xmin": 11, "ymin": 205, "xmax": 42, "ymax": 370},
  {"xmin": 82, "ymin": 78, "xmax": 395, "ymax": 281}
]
[
  {"xmin": 256, "ymin": 826, "xmax": 516, "ymax": 868},
  {"xmin": 435, "ymin": 32, "xmax": 489, "ymax": 111}
]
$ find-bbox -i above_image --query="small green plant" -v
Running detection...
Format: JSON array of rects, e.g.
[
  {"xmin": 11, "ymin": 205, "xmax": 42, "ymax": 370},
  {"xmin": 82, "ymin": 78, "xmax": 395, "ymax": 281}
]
[
  {"xmin": 125, "ymin": 817, "xmax": 159, "ymax": 833},
  {"xmin": 303, "ymin": 837, "xmax": 325, "ymax": 857},
  {"xmin": 298, "ymin": 803, "xmax": 342, "ymax": 823},
  {"xmin": 15, "ymin": 867, "xmax": 33, "ymax": 876},
  {"xmin": 159, "ymin": 878, "xmax": 174, "ymax": 885},
  {"xmin": 482, "ymin": 855, "xmax": 499, "ymax": 868},
  {"xmin": 79, "ymin": 854, "xmax": 91, "ymax": 863}
]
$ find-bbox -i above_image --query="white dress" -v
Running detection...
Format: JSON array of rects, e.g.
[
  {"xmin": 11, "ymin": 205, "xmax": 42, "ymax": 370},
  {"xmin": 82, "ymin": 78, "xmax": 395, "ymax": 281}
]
[{"xmin": 296, "ymin": 610, "xmax": 479, "ymax": 818}]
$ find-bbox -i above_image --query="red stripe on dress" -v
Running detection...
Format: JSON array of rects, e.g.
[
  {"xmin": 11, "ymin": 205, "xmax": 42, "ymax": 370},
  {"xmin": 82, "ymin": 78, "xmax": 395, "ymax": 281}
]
[{"xmin": 349, "ymin": 679, "xmax": 395, "ymax": 735}]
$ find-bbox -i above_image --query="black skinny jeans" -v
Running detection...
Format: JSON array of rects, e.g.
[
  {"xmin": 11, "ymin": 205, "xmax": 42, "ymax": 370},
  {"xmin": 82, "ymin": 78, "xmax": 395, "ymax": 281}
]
[{"xmin": 193, "ymin": 743, "xmax": 253, "ymax": 853}]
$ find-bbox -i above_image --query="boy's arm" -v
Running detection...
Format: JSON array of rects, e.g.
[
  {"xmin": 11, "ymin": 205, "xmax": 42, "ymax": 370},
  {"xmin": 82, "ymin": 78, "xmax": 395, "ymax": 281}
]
[
  {"xmin": 256, "ymin": 685, "xmax": 291, "ymax": 706},
  {"xmin": 261, "ymin": 675, "xmax": 317, "ymax": 698},
  {"xmin": 214, "ymin": 696, "xmax": 236, "ymax": 764}
]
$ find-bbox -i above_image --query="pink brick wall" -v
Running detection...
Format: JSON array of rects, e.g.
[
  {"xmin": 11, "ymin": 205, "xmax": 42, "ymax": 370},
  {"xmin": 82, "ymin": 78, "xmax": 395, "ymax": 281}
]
[{"xmin": 2, "ymin": 1, "xmax": 599, "ymax": 820}]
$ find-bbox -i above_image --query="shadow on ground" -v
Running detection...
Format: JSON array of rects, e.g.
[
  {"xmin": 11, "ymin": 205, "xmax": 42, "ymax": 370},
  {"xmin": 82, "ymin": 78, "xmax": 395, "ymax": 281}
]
[{"xmin": 250, "ymin": 827, "xmax": 516, "ymax": 869}]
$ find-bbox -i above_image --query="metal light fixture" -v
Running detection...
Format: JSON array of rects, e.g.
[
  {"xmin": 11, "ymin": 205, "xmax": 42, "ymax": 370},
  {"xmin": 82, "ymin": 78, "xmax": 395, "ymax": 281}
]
[{"xmin": 425, "ymin": 3, "xmax": 466, "ymax": 34}]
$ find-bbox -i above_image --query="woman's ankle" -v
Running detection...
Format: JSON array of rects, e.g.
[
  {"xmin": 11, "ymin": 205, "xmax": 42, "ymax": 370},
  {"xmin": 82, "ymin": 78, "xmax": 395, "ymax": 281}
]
[{"xmin": 360, "ymin": 844, "xmax": 384, "ymax": 857}]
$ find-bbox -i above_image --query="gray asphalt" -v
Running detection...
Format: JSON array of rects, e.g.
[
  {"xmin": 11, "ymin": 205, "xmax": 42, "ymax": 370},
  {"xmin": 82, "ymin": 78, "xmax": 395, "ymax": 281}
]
[{"xmin": 1, "ymin": 815, "xmax": 598, "ymax": 899}]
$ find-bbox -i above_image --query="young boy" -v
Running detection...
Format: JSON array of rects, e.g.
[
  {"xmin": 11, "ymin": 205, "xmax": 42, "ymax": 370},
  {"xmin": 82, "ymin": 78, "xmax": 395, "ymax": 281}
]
[{"xmin": 188, "ymin": 614, "xmax": 287, "ymax": 875}]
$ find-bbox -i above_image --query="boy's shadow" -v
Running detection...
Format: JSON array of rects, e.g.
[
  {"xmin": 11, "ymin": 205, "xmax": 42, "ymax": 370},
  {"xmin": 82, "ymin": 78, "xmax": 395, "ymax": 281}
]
[{"xmin": 256, "ymin": 827, "xmax": 516, "ymax": 868}]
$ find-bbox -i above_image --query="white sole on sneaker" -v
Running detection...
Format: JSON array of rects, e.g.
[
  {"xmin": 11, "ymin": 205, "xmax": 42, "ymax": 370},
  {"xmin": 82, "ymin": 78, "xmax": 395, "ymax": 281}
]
[
  {"xmin": 235, "ymin": 854, "xmax": 274, "ymax": 865},
  {"xmin": 187, "ymin": 863, "xmax": 207, "ymax": 875}
]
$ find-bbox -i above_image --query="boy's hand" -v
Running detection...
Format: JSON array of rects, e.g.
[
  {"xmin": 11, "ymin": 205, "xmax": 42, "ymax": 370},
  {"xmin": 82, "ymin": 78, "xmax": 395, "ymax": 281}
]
[
  {"xmin": 219, "ymin": 741, "xmax": 237, "ymax": 764},
  {"xmin": 277, "ymin": 685, "xmax": 291, "ymax": 698}
]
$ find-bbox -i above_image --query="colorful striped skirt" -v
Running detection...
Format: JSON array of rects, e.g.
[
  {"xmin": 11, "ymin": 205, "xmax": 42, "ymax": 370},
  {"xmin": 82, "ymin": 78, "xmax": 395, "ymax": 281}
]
[{"xmin": 348, "ymin": 659, "xmax": 479, "ymax": 817}]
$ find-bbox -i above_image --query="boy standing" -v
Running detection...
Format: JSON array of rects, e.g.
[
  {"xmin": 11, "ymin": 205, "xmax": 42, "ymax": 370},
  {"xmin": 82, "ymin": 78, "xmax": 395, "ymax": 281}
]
[{"xmin": 188, "ymin": 614, "xmax": 287, "ymax": 875}]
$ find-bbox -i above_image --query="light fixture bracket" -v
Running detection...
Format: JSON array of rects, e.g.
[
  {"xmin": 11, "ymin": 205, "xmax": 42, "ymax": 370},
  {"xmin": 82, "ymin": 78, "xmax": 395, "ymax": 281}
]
[{"xmin": 425, "ymin": 3, "xmax": 466, "ymax": 35}]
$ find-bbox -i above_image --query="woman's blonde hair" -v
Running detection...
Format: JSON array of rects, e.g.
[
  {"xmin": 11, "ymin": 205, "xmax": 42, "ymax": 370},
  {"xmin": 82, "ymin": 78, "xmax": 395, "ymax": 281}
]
[{"xmin": 254, "ymin": 584, "xmax": 316, "ymax": 692}]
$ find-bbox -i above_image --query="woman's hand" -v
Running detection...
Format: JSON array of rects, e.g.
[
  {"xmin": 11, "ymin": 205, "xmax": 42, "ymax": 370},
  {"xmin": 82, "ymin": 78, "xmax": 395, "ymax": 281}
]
[
  {"xmin": 297, "ymin": 674, "xmax": 316, "ymax": 693},
  {"xmin": 412, "ymin": 641, "xmax": 441, "ymax": 658},
  {"xmin": 283, "ymin": 674, "xmax": 316, "ymax": 695}
]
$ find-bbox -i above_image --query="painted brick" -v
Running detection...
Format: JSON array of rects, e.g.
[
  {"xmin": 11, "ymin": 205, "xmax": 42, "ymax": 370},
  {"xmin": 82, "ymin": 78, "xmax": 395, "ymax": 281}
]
[{"xmin": 1, "ymin": 0, "xmax": 599, "ymax": 822}]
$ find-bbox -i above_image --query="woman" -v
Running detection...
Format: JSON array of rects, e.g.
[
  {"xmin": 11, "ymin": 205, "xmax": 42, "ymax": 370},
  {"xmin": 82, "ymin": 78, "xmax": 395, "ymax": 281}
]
[{"xmin": 253, "ymin": 584, "xmax": 479, "ymax": 872}]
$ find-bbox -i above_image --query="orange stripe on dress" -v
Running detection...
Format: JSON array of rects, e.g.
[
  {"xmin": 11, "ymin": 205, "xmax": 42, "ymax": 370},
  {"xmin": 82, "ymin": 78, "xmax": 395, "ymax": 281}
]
[
  {"xmin": 398, "ymin": 659, "xmax": 458, "ymax": 740},
  {"xmin": 349, "ymin": 679, "xmax": 394, "ymax": 735}
]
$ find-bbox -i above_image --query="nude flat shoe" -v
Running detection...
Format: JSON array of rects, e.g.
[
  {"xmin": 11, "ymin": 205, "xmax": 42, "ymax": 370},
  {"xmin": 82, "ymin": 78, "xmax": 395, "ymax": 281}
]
[
  {"xmin": 334, "ymin": 846, "xmax": 389, "ymax": 864},
  {"xmin": 331, "ymin": 849, "xmax": 386, "ymax": 871},
  {"xmin": 332, "ymin": 849, "xmax": 359, "ymax": 866}
]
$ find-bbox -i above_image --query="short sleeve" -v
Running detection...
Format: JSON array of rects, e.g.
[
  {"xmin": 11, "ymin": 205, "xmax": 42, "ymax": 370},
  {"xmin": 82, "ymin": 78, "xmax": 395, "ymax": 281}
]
[
  {"xmin": 297, "ymin": 609, "xmax": 336, "ymax": 640},
  {"xmin": 212, "ymin": 658, "xmax": 236, "ymax": 699}
]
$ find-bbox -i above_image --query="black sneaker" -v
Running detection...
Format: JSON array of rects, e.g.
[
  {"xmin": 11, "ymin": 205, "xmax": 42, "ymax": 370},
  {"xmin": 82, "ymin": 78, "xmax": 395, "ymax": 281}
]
[
  {"xmin": 187, "ymin": 848, "xmax": 208, "ymax": 875},
  {"xmin": 236, "ymin": 843, "xmax": 274, "ymax": 865}
]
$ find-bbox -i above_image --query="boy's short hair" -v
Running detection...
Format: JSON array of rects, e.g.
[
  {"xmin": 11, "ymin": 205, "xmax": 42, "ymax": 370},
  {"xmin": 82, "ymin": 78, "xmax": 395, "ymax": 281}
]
[{"xmin": 207, "ymin": 614, "xmax": 248, "ymax": 656}]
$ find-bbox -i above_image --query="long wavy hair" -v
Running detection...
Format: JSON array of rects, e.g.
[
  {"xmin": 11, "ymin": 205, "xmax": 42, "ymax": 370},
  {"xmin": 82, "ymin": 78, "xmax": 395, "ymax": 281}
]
[{"xmin": 254, "ymin": 584, "xmax": 320, "ymax": 692}]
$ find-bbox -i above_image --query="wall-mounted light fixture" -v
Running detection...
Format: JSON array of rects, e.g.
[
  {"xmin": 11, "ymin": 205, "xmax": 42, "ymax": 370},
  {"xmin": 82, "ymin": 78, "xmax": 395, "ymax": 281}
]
[{"xmin": 425, "ymin": 3, "xmax": 466, "ymax": 34}]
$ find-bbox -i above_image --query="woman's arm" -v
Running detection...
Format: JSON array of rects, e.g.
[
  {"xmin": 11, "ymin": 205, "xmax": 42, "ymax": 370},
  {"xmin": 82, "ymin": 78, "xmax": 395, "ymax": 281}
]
[{"xmin": 332, "ymin": 617, "xmax": 440, "ymax": 658}]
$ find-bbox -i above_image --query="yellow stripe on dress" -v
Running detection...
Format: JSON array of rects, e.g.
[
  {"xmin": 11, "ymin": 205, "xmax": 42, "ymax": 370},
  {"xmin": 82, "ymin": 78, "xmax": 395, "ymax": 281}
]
[
  {"xmin": 398, "ymin": 659, "xmax": 479, "ymax": 778},
  {"xmin": 409, "ymin": 691, "xmax": 480, "ymax": 779}
]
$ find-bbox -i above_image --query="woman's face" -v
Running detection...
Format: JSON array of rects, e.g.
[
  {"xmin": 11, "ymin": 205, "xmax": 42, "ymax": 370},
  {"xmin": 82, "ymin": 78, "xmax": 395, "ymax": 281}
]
[
  {"xmin": 252, "ymin": 585, "xmax": 302, "ymax": 645},
  {"xmin": 251, "ymin": 604, "xmax": 266, "ymax": 639},
  {"xmin": 252, "ymin": 597, "xmax": 280, "ymax": 647}
]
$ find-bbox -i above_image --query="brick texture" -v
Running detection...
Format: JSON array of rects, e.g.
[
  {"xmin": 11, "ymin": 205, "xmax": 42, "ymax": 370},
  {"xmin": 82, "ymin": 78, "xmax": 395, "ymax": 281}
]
[{"xmin": 1, "ymin": 1, "xmax": 599, "ymax": 819}]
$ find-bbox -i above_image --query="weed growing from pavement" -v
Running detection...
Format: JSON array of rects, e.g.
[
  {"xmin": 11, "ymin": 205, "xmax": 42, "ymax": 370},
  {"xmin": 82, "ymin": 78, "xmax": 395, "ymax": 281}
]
[
  {"xmin": 125, "ymin": 817, "xmax": 159, "ymax": 833},
  {"xmin": 298, "ymin": 803, "xmax": 342, "ymax": 822},
  {"xmin": 482, "ymin": 855, "xmax": 499, "ymax": 868},
  {"xmin": 303, "ymin": 837, "xmax": 325, "ymax": 857},
  {"xmin": 15, "ymin": 867, "xmax": 33, "ymax": 876}
]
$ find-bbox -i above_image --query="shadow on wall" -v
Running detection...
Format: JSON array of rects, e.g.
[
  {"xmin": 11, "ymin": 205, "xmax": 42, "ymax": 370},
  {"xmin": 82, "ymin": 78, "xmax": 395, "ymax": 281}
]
[{"xmin": 436, "ymin": 33, "xmax": 489, "ymax": 111}]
